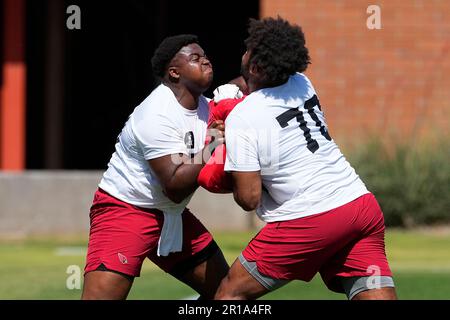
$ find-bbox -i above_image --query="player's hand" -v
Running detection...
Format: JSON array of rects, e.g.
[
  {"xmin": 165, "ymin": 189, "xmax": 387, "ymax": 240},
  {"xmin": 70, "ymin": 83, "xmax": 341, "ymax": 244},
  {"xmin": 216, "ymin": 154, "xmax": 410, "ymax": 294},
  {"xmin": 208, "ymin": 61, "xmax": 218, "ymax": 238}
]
[
  {"xmin": 213, "ymin": 84, "xmax": 244, "ymax": 103},
  {"xmin": 209, "ymin": 119, "xmax": 225, "ymax": 132},
  {"xmin": 208, "ymin": 120, "xmax": 225, "ymax": 145}
]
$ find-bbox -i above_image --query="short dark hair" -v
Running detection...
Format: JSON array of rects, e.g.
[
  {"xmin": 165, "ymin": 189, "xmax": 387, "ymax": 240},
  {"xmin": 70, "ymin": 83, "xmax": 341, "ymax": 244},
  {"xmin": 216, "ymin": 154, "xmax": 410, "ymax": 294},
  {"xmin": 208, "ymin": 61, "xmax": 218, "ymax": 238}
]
[
  {"xmin": 151, "ymin": 34, "xmax": 199, "ymax": 78},
  {"xmin": 244, "ymin": 17, "xmax": 311, "ymax": 86}
]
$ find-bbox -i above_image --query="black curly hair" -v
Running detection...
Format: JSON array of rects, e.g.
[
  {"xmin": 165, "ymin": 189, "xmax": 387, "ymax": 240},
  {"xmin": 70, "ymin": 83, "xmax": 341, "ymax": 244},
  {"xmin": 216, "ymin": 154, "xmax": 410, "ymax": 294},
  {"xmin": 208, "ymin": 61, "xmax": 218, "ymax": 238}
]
[
  {"xmin": 151, "ymin": 34, "xmax": 199, "ymax": 78},
  {"xmin": 244, "ymin": 16, "xmax": 311, "ymax": 86}
]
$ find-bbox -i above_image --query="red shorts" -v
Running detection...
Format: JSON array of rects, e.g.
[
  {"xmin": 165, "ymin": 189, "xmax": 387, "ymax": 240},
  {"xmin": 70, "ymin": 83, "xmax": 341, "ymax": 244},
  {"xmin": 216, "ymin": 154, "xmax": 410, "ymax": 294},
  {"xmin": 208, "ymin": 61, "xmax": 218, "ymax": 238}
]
[
  {"xmin": 84, "ymin": 188, "xmax": 214, "ymax": 277},
  {"xmin": 242, "ymin": 193, "xmax": 393, "ymax": 293}
]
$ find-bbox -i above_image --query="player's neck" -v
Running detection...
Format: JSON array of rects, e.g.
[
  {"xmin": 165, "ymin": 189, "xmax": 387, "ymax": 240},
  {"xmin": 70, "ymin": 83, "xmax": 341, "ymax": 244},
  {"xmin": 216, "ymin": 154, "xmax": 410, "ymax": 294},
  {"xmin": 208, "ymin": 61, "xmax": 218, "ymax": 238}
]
[
  {"xmin": 166, "ymin": 82, "xmax": 199, "ymax": 110},
  {"xmin": 248, "ymin": 79, "xmax": 283, "ymax": 93},
  {"xmin": 248, "ymin": 81, "xmax": 268, "ymax": 93}
]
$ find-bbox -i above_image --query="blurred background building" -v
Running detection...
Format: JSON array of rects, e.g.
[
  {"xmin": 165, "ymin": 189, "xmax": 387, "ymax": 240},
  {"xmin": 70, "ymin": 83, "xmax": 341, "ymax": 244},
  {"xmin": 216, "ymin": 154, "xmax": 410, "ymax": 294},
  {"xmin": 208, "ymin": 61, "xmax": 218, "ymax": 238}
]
[
  {"xmin": 0, "ymin": 0, "xmax": 259, "ymax": 171},
  {"xmin": 0, "ymin": 0, "xmax": 449, "ymax": 235}
]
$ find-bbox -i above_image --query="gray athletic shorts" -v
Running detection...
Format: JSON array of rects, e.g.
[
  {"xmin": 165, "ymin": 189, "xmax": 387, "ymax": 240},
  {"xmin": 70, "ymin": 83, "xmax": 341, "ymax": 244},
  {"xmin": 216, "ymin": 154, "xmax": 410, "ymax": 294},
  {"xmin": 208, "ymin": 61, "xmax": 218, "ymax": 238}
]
[{"xmin": 239, "ymin": 254, "xmax": 395, "ymax": 300}]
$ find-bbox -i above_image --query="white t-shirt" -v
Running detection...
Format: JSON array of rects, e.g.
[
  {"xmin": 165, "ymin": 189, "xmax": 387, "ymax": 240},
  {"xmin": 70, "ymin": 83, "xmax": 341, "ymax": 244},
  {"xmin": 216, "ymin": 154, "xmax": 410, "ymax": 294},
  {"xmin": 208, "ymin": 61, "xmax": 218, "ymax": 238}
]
[
  {"xmin": 224, "ymin": 73, "xmax": 369, "ymax": 222},
  {"xmin": 99, "ymin": 83, "xmax": 209, "ymax": 212}
]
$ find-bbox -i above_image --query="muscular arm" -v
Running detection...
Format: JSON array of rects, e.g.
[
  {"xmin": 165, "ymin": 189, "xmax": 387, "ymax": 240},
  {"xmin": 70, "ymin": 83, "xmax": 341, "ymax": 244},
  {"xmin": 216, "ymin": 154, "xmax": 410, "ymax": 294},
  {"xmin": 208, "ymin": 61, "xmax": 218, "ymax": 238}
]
[
  {"xmin": 148, "ymin": 153, "xmax": 204, "ymax": 204},
  {"xmin": 148, "ymin": 120, "xmax": 224, "ymax": 204},
  {"xmin": 230, "ymin": 171, "xmax": 262, "ymax": 211}
]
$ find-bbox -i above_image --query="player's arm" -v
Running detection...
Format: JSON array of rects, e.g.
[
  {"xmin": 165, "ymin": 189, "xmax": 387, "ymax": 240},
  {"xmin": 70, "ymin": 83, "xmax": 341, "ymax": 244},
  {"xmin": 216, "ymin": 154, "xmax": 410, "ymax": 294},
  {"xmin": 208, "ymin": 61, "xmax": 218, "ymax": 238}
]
[
  {"xmin": 229, "ymin": 171, "xmax": 262, "ymax": 211},
  {"xmin": 224, "ymin": 114, "xmax": 262, "ymax": 211},
  {"xmin": 148, "ymin": 153, "xmax": 202, "ymax": 204},
  {"xmin": 148, "ymin": 120, "xmax": 224, "ymax": 204}
]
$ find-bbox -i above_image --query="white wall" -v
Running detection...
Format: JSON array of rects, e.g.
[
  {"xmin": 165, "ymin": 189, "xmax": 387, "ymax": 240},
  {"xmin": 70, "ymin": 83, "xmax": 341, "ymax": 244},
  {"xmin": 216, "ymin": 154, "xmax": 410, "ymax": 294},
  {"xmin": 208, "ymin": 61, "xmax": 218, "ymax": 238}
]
[{"xmin": 0, "ymin": 171, "xmax": 262, "ymax": 237}]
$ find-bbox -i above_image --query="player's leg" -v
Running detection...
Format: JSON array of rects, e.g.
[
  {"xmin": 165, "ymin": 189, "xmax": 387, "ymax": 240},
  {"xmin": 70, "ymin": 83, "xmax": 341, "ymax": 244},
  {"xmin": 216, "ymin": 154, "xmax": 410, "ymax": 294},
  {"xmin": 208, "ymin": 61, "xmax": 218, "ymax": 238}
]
[
  {"xmin": 216, "ymin": 214, "xmax": 336, "ymax": 300},
  {"xmin": 82, "ymin": 189, "xmax": 162, "ymax": 300},
  {"xmin": 149, "ymin": 208, "xmax": 230, "ymax": 299},
  {"xmin": 214, "ymin": 254, "xmax": 288, "ymax": 300},
  {"xmin": 343, "ymin": 276, "xmax": 397, "ymax": 300},
  {"xmin": 173, "ymin": 241, "xmax": 230, "ymax": 299},
  {"xmin": 82, "ymin": 267, "xmax": 134, "ymax": 300},
  {"xmin": 321, "ymin": 193, "xmax": 397, "ymax": 300},
  {"xmin": 337, "ymin": 272, "xmax": 397, "ymax": 300},
  {"xmin": 352, "ymin": 288, "xmax": 397, "ymax": 300}
]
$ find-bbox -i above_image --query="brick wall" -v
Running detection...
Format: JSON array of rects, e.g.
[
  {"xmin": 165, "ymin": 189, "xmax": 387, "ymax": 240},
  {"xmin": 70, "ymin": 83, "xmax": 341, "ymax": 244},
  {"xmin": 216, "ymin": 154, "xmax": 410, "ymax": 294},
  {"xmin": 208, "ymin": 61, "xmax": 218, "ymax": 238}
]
[{"xmin": 261, "ymin": 0, "xmax": 449, "ymax": 148}]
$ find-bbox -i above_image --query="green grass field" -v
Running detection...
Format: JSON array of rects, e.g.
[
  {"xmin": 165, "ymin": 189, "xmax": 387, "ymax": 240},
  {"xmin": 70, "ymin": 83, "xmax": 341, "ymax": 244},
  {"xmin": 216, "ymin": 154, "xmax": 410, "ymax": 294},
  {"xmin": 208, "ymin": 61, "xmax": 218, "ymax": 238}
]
[{"xmin": 1, "ymin": 228, "xmax": 450, "ymax": 300}]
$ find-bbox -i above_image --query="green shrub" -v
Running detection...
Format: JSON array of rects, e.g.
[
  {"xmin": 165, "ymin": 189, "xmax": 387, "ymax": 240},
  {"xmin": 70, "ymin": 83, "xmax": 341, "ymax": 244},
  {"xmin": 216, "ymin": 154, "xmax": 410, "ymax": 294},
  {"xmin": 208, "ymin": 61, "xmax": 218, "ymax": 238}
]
[{"xmin": 348, "ymin": 139, "xmax": 450, "ymax": 227}]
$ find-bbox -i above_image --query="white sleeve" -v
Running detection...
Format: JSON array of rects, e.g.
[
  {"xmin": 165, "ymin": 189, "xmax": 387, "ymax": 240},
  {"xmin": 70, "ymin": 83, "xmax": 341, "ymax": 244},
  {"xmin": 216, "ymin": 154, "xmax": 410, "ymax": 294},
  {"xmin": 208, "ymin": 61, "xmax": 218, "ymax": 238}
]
[
  {"xmin": 133, "ymin": 114, "xmax": 188, "ymax": 160},
  {"xmin": 224, "ymin": 114, "xmax": 260, "ymax": 172}
]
